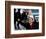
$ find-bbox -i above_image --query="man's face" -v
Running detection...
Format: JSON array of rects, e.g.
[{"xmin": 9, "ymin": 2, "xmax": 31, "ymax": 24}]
[{"xmin": 29, "ymin": 17, "xmax": 33, "ymax": 24}]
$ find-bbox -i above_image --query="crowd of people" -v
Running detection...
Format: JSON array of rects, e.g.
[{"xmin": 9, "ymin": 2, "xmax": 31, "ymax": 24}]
[{"xmin": 14, "ymin": 9, "xmax": 39, "ymax": 30}]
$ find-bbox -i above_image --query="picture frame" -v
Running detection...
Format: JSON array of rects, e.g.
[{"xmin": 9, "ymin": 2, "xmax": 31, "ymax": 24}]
[{"xmin": 5, "ymin": 1, "xmax": 45, "ymax": 38}]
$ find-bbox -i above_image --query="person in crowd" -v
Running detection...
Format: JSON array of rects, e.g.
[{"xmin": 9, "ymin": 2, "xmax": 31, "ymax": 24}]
[
  {"xmin": 16, "ymin": 9, "xmax": 21, "ymax": 29},
  {"xmin": 21, "ymin": 10, "xmax": 28, "ymax": 20},
  {"xmin": 25, "ymin": 10, "xmax": 39, "ymax": 29},
  {"xmin": 14, "ymin": 9, "xmax": 21, "ymax": 30},
  {"xmin": 14, "ymin": 9, "xmax": 17, "ymax": 29}
]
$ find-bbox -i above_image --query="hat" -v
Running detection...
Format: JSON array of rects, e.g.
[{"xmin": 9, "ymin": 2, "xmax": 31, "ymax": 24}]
[
  {"xmin": 28, "ymin": 15, "xmax": 33, "ymax": 18},
  {"xmin": 28, "ymin": 15, "xmax": 34, "ymax": 21}
]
